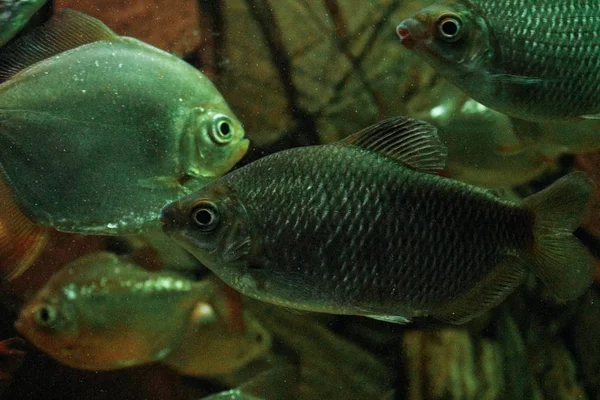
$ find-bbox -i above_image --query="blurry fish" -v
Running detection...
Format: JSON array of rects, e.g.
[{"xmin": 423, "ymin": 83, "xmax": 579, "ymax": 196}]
[
  {"xmin": 15, "ymin": 252, "xmax": 269, "ymax": 372},
  {"xmin": 0, "ymin": 0, "xmax": 47, "ymax": 46},
  {"xmin": 0, "ymin": 9, "xmax": 248, "ymax": 235},
  {"xmin": 161, "ymin": 117, "xmax": 595, "ymax": 325},
  {"xmin": 0, "ymin": 337, "xmax": 27, "ymax": 394},
  {"xmin": 511, "ymin": 118, "xmax": 600, "ymax": 157},
  {"xmin": 396, "ymin": 0, "xmax": 600, "ymax": 123},
  {"xmin": 406, "ymin": 79, "xmax": 551, "ymax": 187},
  {"xmin": 162, "ymin": 283, "xmax": 271, "ymax": 376},
  {"xmin": 200, "ymin": 364, "xmax": 298, "ymax": 400}
]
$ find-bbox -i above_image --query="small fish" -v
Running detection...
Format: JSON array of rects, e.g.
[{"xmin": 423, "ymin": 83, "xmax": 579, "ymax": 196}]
[
  {"xmin": 15, "ymin": 252, "xmax": 269, "ymax": 372},
  {"xmin": 0, "ymin": 9, "xmax": 248, "ymax": 235},
  {"xmin": 396, "ymin": 0, "xmax": 600, "ymax": 122},
  {"xmin": 0, "ymin": 0, "xmax": 47, "ymax": 47},
  {"xmin": 161, "ymin": 116, "xmax": 595, "ymax": 324}
]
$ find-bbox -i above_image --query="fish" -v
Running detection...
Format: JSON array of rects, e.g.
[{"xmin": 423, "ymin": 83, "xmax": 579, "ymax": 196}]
[
  {"xmin": 200, "ymin": 364, "xmax": 298, "ymax": 400},
  {"xmin": 15, "ymin": 252, "xmax": 269, "ymax": 372},
  {"xmin": 0, "ymin": 9, "xmax": 248, "ymax": 235},
  {"xmin": 406, "ymin": 79, "xmax": 551, "ymax": 187},
  {"xmin": 0, "ymin": 0, "xmax": 47, "ymax": 47},
  {"xmin": 161, "ymin": 116, "xmax": 595, "ymax": 325},
  {"xmin": 396, "ymin": 0, "xmax": 600, "ymax": 123}
]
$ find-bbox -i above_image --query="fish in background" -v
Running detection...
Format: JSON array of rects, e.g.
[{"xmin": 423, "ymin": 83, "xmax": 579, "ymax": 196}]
[
  {"xmin": 200, "ymin": 364, "xmax": 299, "ymax": 400},
  {"xmin": 0, "ymin": 9, "xmax": 248, "ymax": 235},
  {"xmin": 162, "ymin": 116, "xmax": 595, "ymax": 325},
  {"xmin": 15, "ymin": 252, "xmax": 269, "ymax": 373},
  {"xmin": 510, "ymin": 118, "xmax": 600, "ymax": 157},
  {"xmin": 396, "ymin": 0, "xmax": 600, "ymax": 123},
  {"xmin": 405, "ymin": 79, "xmax": 551, "ymax": 187},
  {"xmin": 0, "ymin": 0, "xmax": 47, "ymax": 46}
]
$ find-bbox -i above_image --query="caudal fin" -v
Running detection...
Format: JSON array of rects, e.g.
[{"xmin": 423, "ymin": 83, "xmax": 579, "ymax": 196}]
[
  {"xmin": 523, "ymin": 171, "xmax": 595, "ymax": 301},
  {"xmin": 0, "ymin": 178, "xmax": 48, "ymax": 280}
]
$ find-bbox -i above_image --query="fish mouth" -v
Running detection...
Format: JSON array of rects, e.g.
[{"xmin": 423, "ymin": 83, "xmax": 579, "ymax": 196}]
[
  {"xmin": 396, "ymin": 18, "xmax": 426, "ymax": 49},
  {"xmin": 159, "ymin": 202, "xmax": 181, "ymax": 229}
]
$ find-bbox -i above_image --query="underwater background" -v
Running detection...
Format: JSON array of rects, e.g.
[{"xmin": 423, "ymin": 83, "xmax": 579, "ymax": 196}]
[{"xmin": 1, "ymin": 0, "xmax": 600, "ymax": 399}]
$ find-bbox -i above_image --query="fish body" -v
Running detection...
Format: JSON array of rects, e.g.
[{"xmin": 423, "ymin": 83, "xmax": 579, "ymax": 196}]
[
  {"xmin": 397, "ymin": 0, "xmax": 600, "ymax": 122},
  {"xmin": 15, "ymin": 252, "xmax": 269, "ymax": 372},
  {"xmin": 0, "ymin": 10, "xmax": 248, "ymax": 235},
  {"xmin": 161, "ymin": 117, "xmax": 595, "ymax": 324},
  {"xmin": 0, "ymin": 0, "xmax": 46, "ymax": 46},
  {"xmin": 15, "ymin": 252, "xmax": 206, "ymax": 370}
]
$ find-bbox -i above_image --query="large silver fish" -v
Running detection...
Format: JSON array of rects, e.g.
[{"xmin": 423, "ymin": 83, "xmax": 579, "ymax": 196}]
[{"xmin": 0, "ymin": 9, "xmax": 248, "ymax": 235}]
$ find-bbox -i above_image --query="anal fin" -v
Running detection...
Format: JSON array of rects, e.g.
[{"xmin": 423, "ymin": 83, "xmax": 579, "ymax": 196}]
[{"xmin": 432, "ymin": 255, "xmax": 527, "ymax": 325}]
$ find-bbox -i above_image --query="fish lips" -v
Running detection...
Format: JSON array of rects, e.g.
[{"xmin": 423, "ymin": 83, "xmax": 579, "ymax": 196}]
[{"xmin": 396, "ymin": 18, "xmax": 427, "ymax": 49}]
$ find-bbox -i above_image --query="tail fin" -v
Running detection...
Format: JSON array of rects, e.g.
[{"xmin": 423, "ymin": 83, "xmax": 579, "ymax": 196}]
[
  {"xmin": 0, "ymin": 177, "xmax": 48, "ymax": 280},
  {"xmin": 523, "ymin": 171, "xmax": 595, "ymax": 301}
]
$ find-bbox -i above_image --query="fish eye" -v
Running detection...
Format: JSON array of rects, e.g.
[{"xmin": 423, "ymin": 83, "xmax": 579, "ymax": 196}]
[
  {"xmin": 34, "ymin": 305, "xmax": 58, "ymax": 328},
  {"xmin": 210, "ymin": 115, "xmax": 235, "ymax": 145},
  {"xmin": 191, "ymin": 201, "xmax": 220, "ymax": 232},
  {"xmin": 437, "ymin": 15, "xmax": 463, "ymax": 42}
]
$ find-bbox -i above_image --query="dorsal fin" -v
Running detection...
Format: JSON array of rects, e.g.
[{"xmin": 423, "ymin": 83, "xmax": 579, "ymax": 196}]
[
  {"xmin": 340, "ymin": 117, "xmax": 447, "ymax": 173},
  {"xmin": 0, "ymin": 9, "xmax": 120, "ymax": 82}
]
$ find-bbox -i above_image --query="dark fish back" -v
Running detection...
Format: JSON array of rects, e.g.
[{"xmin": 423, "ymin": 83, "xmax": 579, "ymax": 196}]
[{"xmin": 225, "ymin": 144, "xmax": 535, "ymax": 311}]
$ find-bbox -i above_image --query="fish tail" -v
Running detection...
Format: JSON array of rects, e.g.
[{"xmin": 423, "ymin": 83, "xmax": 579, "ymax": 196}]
[
  {"xmin": 0, "ymin": 177, "xmax": 48, "ymax": 281},
  {"xmin": 523, "ymin": 171, "xmax": 595, "ymax": 300}
]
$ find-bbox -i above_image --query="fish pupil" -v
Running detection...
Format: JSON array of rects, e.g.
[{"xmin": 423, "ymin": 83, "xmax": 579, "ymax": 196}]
[
  {"xmin": 195, "ymin": 209, "xmax": 213, "ymax": 225},
  {"xmin": 35, "ymin": 305, "xmax": 56, "ymax": 327},
  {"xmin": 219, "ymin": 121, "xmax": 231, "ymax": 136},
  {"xmin": 442, "ymin": 20, "xmax": 457, "ymax": 35},
  {"xmin": 437, "ymin": 16, "xmax": 462, "ymax": 41},
  {"xmin": 39, "ymin": 308, "xmax": 50, "ymax": 322},
  {"xmin": 191, "ymin": 202, "xmax": 220, "ymax": 231}
]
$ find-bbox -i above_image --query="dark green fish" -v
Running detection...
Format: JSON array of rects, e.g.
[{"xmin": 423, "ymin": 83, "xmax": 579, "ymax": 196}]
[
  {"xmin": 161, "ymin": 117, "xmax": 595, "ymax": 324},
  {"xmin": 397, "ymin": 0, "xmax": 600, "ymax": 123},
  {"xmin": 0, "ymin": 0, "xmax": 46, "ymax": 46},
  {"xmin": 0, "ymin": 10, "xmax": 248, "ymax": 235}
]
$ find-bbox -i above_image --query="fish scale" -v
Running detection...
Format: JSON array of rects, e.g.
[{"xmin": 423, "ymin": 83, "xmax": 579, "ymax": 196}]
[
  {"xmin": 472, "ymin": 0, "xmax": 600, "ymax": 117},
  {"xmin": 224, "ymin": 144, "xmax": 526, "ymax": 309}
]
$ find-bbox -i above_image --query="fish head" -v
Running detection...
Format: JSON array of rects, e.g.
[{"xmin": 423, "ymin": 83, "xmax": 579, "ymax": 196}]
[
  {"xmin": 161, "ymin": 181, "xmax": 257, "ymax": 273},
  {"xmin": 186, "ymin": 104, "xmax": 250, "ymax": 177},
  {"xmin": 397, "ymin": 0, "xmax": 493, "ymax": 80},
  {"xmin": 15, "ymin": 288, "xmax": 80, "ymax": 364}
]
